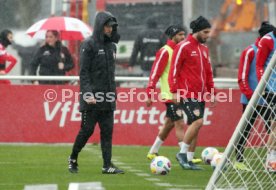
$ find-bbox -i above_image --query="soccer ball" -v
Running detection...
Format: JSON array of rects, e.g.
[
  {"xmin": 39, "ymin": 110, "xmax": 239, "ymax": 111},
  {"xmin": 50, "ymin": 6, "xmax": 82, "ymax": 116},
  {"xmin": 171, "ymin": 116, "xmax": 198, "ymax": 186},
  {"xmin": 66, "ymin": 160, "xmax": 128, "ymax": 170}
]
[
  {"xmin": 266, "ymin": 161, "xmax": 276, "ymax": 172},
  {"xmin": 201, "ymin": 147, "xmax": 219, "ymax": 164},
  {"xmin": 211, "ymin": 152, "xmax": 224, "ymax": 169},
  {"xmin": 150, "ymin": 156, "xmax": 171, "ymax": 175}
]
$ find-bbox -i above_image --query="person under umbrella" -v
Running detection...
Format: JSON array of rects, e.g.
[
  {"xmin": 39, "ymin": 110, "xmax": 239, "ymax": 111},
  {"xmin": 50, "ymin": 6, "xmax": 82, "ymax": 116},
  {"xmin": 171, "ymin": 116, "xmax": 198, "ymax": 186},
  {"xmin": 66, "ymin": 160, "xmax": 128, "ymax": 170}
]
[{"xmin": 30, "ymin": 30, "xmax": 74, "ymax": 85}]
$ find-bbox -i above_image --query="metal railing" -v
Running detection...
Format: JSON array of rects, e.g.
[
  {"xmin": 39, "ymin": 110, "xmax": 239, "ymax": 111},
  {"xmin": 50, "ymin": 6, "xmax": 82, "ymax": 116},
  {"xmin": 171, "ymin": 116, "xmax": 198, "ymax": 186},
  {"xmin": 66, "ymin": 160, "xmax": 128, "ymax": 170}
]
[{"xmin": 0, "ymin": 75, "xmax": 238, "ymax": 88}]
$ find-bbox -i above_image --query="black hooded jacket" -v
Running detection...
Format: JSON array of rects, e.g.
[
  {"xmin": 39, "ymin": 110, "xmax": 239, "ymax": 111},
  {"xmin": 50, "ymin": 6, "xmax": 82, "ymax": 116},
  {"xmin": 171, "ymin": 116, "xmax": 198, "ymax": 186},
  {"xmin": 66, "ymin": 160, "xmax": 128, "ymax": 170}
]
[
  {"xmin": 30, "ymin": 41, "xmax": 74, "ymax": 77},
  {"xmin": 79, "ymin": 11, "xmax": 120, "ymax": 111},
  {"xmin": 129, "ymin": 19, "xmax": 166, "ymax": 71}
]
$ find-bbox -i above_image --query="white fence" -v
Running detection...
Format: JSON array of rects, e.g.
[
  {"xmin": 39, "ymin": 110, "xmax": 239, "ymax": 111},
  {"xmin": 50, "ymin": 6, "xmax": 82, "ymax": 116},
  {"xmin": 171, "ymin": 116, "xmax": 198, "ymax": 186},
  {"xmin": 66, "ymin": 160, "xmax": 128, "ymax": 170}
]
[{"xmin": 0, "ymin": 76, "xmax": 238, "ymax": 88}]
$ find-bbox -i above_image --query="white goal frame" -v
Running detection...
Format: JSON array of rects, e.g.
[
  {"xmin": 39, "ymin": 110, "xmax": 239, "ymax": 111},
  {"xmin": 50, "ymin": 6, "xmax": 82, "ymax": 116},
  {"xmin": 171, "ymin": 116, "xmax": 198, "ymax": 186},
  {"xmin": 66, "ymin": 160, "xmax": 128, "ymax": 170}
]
[{"xmin": 206, "ymin": 52, "xmax": 276, "ymax": 190}]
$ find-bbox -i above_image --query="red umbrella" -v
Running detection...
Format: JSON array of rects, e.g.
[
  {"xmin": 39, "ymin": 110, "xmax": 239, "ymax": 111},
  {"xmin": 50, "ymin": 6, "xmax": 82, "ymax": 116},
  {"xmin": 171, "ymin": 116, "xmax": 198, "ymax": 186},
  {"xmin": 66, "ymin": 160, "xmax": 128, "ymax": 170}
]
[{"xmin": 26, "ymin": 16, "xmax": 92, "ymax": 40}]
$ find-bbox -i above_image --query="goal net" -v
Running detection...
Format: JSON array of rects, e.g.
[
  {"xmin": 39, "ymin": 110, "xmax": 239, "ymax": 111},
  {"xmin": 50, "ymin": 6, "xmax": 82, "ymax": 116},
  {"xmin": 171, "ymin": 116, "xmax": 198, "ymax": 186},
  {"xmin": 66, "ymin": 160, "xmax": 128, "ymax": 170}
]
[{"xmin": 206, "ymin": 52, "xmax": 276, "ymax": 190}]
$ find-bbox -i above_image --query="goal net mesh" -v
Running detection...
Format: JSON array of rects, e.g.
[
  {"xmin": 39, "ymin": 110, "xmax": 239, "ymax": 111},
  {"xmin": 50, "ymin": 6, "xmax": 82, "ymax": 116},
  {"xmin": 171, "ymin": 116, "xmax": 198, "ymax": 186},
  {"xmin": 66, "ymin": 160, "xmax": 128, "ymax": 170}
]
[{"xmin": 206, "ymin": 53, "xmax": 276, "ymax": 190}]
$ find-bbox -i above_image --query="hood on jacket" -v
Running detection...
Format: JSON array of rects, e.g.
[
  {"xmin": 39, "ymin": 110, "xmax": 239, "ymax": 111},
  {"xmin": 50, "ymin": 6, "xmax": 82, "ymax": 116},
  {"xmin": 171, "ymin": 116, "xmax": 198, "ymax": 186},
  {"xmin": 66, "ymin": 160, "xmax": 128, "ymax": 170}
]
[
  {"xmin": 92, "ymin": 11, "xmax": 120, "ymax": 44},
  {"xmin": 146, "ymin": 16, "xmax": 157, "ymax": 29}
]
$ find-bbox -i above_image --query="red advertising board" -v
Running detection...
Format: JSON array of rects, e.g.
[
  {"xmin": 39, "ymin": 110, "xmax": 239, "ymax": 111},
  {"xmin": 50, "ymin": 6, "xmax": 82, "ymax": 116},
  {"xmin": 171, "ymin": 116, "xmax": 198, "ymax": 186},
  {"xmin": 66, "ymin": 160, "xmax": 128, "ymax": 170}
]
[{"xmin": 0, "ymin": 85, "xmax": 242, "ymax": 147}]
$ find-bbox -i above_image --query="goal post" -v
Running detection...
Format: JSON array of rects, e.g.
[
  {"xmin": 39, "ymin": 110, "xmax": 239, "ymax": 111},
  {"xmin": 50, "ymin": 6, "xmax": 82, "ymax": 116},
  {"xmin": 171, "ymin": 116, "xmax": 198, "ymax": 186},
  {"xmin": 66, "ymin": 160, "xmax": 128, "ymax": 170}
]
[{"xmin": 206, "ymin": 52, "xmax": 276, "ymax": 190}]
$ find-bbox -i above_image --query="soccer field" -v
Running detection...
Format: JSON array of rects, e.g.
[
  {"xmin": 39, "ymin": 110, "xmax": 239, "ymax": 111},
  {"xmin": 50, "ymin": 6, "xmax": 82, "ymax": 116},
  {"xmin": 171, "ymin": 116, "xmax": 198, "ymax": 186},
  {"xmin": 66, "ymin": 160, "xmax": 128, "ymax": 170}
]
[{"xmin": 0, "ymin": 144, "xmax": 221, "ymax": 190}]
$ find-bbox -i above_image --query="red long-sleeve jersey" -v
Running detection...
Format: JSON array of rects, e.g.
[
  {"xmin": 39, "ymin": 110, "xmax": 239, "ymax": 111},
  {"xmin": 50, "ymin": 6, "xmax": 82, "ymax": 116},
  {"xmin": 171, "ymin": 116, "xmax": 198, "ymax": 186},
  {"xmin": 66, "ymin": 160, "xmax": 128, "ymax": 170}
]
[
  {"xmin": 146, "ymin": 40, "xmax": 176, "ymax": 102},
  {"xmin": 168, "ymin": 34, "xmax": 215, "ymax": 101},
  {"xmin": 256, "ymin": 34, "xmax": 275, "ymax": 81},
  {"xmin": 238, "ymin": 38, "xmax": 260, "ymax": 100},
  {"xmin": 0, "ymin": 43, "xmax": 17, "ymax": 84}
]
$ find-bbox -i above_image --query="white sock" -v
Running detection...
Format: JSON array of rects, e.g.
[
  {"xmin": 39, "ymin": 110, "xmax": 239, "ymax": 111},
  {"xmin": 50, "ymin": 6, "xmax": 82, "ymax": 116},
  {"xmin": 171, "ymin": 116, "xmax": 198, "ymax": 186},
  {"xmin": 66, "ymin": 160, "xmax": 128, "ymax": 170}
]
[
  {"xmin": 271, "ymin": 150, "xmax": 276, "ymax": 160},
  {"xmin": 187, "ymin": 152, "xmax": 194, "ymax": 161},
  {"xmin": 180, "ymin": 143, "xmax": 190, "ymax": 154},
  {"xmin": 149, "ymin": 136, "xmax": 163, "ymax": 154},
  {"xmin": 178, "ymin": 142, "xmax": 183, "ymax": 149}
]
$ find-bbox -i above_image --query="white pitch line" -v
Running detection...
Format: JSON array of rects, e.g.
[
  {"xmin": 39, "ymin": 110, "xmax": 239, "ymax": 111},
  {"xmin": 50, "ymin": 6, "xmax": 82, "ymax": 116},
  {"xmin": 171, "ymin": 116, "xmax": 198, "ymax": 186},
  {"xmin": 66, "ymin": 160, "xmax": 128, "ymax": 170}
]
[
  {"xmin": 112, "ymin": 161, "xmax": 125, "ymax": 165},
  {"xmin": 135, "ymin": 173, "xmax": 151, "ymax": 177},
  {"xmin": 155, "ymin": 183, "xmax": 173, "ymax": 187},
  {"xmin": 144, "ymin": 178, "xmax": 161, "ymax": 182},
  {"xmin": 83, "ymin": 146, "xmax": 188, "ymax": 189}
]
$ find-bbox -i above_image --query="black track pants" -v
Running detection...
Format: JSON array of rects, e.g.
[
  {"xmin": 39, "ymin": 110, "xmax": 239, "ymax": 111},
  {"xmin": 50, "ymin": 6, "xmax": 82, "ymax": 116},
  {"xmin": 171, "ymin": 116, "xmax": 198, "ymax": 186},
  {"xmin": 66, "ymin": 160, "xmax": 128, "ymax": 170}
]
[{"xmin": 71, "ymin": 110, "xmax": 114, "ymax": 168}]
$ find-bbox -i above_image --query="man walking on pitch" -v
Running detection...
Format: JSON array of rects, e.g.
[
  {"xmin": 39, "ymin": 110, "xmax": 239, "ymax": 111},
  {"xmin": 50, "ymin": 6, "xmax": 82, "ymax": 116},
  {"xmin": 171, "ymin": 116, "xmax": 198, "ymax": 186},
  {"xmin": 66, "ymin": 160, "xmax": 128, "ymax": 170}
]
[
  {"xmin": 68, "ymin": 11, "xmax": 124, "ymax": 174},
  {"xmin": 169, "ymin": 16, "xmax": 216, "ymax": 170},
  {"xmin": 236, "ymin": 21, "xmax": 274, "ymax": 171},
  {"xmin": 256, "ymin": 25, "xmax": 276, "ymax": 173},
  {"xmin": 146, "ymin": 25, "xmax": 201, "ymax": 164}
]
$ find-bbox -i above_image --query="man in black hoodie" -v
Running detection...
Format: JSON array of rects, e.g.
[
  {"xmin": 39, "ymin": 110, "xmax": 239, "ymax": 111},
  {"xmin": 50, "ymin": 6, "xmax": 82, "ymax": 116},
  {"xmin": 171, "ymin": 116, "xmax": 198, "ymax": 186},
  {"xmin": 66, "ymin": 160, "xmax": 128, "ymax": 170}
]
[
  {"xmin": 68, "ymin": 11, "xmax": 124, "ymax": 174},
  {"xmin": 128, "ymin": 16, "xmax": 166, "ymax": 76}
]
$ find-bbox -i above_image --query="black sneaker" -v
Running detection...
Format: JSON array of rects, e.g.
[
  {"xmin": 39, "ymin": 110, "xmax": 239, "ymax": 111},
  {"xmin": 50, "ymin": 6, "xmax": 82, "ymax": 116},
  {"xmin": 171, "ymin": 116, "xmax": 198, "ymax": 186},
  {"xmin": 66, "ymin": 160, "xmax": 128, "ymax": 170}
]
[
  {"xmin": 188, "ymin": 161, "xmax": 203, "ymax": 170},
  {"xmin": 102, "ymin": 165, "xmax": 125, "ymax": 174},
  {"xmin": 176, "ymin": 153, "xmax": 191, "ymax": 169},
  {"xmin": 68, "ymin": 157, "xmax": 78, "ymax": 173}
]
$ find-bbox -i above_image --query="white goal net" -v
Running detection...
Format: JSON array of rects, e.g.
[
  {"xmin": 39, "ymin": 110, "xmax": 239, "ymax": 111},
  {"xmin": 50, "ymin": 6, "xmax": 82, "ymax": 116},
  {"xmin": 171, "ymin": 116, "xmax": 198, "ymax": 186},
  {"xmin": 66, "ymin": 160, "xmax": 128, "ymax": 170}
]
[{"xmin": 206, "ymin": 52, "xmax": 276, "ymax": 190}]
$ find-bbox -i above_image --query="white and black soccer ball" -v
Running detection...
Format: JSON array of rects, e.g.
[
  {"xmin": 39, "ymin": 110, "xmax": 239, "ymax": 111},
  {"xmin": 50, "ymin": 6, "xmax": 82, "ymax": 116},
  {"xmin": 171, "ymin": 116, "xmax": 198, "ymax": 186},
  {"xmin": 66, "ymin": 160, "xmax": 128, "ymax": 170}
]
[
  {"xmin": 150, "ymin": 156, "xmax": 171, "ymax": 175},
  {"xmin": 211, "ymin": 152, "xmax": 224, "ymax": 169},
  {"xmin": 201, "ymin": 147, "xmax": 219, "ymax": 164}
]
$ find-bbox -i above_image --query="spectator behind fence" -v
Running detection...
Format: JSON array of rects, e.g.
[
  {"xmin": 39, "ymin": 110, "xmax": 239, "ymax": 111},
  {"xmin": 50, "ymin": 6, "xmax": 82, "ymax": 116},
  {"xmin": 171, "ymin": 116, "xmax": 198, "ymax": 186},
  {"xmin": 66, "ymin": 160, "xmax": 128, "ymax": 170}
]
[
  {"xmin": 0, "ymin": 29, "xmax": 17, "ymax": 84},
  {"xmin": 128, "ymin": 16, "xmax": 166, "ymax": 76},
  {"xmin": 30, "ymin": 30, "xmax": 74, "ymax": 85}
]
